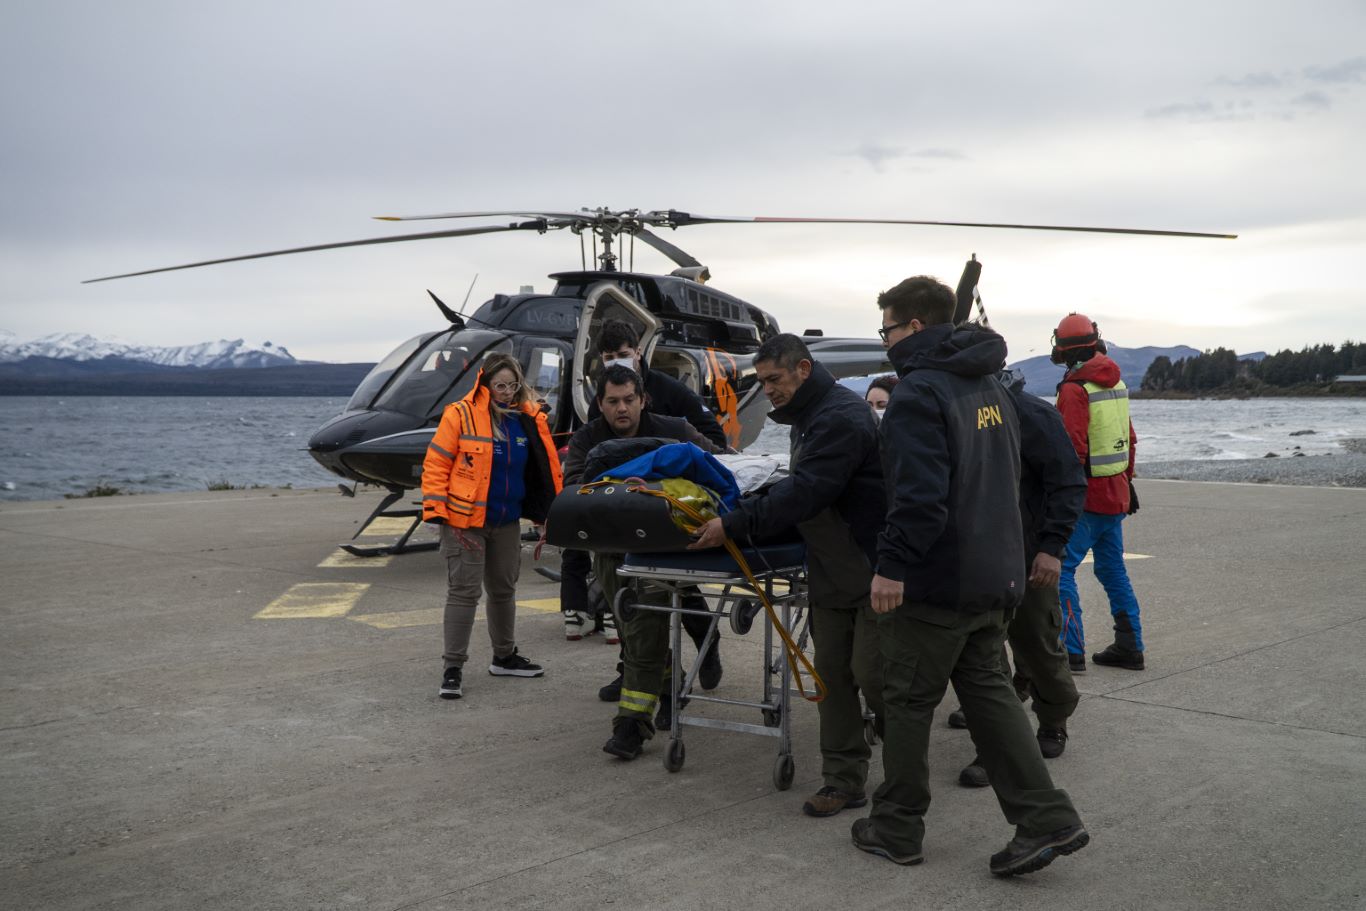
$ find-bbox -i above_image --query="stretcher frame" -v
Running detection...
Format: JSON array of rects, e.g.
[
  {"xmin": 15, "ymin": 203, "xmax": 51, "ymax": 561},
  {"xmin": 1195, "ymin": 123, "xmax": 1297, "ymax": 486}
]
[{"xmin": 615, "ymin": 552, "xmax": 808, "ymax": 790}]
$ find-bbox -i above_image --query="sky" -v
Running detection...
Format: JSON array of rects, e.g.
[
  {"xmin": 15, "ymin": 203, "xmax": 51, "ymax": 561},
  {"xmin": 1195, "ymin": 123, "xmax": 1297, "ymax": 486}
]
[{"xmin": 2, "ymin": 1, "xmax": 1364, "ymax": 365}]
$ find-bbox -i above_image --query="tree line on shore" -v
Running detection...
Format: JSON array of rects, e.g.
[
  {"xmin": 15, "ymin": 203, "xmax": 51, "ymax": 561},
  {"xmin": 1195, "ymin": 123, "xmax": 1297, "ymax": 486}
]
[{"xmin": 1140, "ymin": 342, "xmax": 1366, "ymax": 395}]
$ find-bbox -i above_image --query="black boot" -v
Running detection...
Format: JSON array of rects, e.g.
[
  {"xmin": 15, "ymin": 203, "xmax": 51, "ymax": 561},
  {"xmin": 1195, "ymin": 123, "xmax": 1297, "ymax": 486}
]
[{"xmin": 603, "ymin": 717, "xmax": 646, "ymax": 760}]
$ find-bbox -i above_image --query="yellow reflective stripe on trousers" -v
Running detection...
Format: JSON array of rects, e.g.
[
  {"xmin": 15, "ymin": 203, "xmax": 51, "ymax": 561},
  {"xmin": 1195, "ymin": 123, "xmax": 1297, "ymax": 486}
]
[{"xmin": 618, "ymin": 688, "xmax": 658, "ymax": 714}]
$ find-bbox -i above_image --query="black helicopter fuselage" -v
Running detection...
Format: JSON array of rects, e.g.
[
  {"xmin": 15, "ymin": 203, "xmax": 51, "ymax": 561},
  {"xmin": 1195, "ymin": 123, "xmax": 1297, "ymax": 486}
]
[{"xmin": 306, "ymin": 270, "xmax": 781, "ymax": 491}]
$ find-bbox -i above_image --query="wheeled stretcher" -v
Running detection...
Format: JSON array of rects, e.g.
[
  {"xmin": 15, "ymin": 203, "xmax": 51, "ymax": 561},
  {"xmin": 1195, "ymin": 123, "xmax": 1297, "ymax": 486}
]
[{"xmin": 616, "ymin": 539, "xmax": 812, "ymax": 790}]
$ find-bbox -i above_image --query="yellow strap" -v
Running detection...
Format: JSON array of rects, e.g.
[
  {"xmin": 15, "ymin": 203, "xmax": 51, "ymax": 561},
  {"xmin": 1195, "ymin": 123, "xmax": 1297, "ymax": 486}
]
[{"xmin": 627, "ymin": 485, "xmax": 827, "ymax": 703}]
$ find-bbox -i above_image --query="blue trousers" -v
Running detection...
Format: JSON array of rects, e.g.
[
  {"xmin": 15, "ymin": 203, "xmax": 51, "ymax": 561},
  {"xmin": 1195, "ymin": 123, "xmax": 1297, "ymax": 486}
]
[{"xmin": 1059, "ymin": 511, "xmax": 1143, "ymax": 655}]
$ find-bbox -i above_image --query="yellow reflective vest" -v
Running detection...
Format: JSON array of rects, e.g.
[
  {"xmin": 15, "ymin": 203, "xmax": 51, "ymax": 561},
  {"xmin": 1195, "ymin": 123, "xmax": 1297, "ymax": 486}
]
[{"xmin": 1081, "ymin": 380, "xmax": 1130, "ymax": 477}]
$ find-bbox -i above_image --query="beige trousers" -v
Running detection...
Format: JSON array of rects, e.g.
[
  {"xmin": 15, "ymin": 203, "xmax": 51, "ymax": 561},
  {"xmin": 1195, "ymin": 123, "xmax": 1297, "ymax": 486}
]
[{"xmin": 440, "ymin": 523, "xmax": 522, "ymax": 668}]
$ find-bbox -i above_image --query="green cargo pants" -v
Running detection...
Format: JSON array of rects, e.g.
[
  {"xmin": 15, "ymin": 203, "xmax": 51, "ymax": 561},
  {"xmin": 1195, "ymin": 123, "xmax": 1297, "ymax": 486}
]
[
  {"xmin": 870, "ymin": 602, "xmax": 1082, "ymax": 855},
  {"xmin": 595, "ymin": 553, "xmax": 671, "ymax": 732},
  {"xmin": 1003, "ymin": 580, "xmax": 1079, "ymax": 729}
]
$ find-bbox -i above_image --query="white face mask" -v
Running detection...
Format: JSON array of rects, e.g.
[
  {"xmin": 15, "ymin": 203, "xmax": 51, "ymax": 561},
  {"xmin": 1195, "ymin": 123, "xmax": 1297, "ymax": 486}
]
[{"xmin": 602, "ymin": 355, "xmax": 635, "ymax": 371}]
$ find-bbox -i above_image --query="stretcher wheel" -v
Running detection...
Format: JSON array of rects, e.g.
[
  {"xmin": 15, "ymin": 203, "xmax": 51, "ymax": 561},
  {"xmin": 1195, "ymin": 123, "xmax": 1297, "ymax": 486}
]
[
  {"xmin": 730, "ymin": 599, "xmax": 761, "ymax": 635},
  {"xmin": 762, "ymin": 708, "xmax": 781, "ymax": 728},
  {"xmin": 773, "ymin": 754, "xmax": 795, "ymax": 791},
  {"xmin": 664, "ymin": 738, "xmax": 686, "ymax": 773}
]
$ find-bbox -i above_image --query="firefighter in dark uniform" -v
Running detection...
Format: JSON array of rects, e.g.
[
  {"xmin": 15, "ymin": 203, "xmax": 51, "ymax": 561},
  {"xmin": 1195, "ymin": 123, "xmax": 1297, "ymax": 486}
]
[{"xmin": 853, "ymin": 275, "xmax": 1088, "ymax": 877}]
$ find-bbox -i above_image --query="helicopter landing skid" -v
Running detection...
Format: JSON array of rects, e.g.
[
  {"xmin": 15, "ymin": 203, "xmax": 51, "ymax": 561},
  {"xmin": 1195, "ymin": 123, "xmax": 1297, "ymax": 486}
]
[{"xmin": 339, "ymin": 488, "xmax": 439, "ymax": 558}]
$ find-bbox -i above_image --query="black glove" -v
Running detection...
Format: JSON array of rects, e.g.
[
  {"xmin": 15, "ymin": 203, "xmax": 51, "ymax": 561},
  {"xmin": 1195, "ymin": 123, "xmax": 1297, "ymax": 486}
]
[{"xmin": 1127, "ymin": 479, "xmax": 1140, "ymax": 515}]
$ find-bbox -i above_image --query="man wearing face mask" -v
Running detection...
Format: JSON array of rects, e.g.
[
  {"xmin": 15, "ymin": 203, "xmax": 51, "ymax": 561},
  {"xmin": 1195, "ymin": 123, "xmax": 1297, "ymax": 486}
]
[{"xmin": 563, "ymin": 319, "xmax": 730, "ymax": 698}]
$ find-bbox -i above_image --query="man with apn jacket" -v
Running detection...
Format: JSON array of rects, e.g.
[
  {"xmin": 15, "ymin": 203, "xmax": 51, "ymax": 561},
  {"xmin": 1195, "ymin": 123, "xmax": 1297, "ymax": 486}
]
[
  {"xmin": 691, "ymin": 333, "xmax": 886, "ymax": 820},
  {"xmin": 1050, "ymin": 313, "xmax": 1145, "ymax": 672},
  {"xmin": 853, "ymin": 275, "xmax": 1087, "ymax": 878},
  {"xmin": 952, "ymin": 370, "xmax": 1088, "ymax": 787}
]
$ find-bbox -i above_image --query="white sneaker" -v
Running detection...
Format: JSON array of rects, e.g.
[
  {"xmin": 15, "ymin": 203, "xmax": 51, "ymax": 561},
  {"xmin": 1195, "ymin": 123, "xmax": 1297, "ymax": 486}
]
[{"xmin": 564, "ymin": 610, "xmax": 597, "ymax": 641}]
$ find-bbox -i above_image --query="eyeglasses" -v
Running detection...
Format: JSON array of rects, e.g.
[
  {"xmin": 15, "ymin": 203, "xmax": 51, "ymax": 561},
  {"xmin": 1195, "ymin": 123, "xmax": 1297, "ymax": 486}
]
[
  {"xmin": 491, "ymin": 381, "xmax": 521, "ymax": 393},
  {"xmin": 878, "ymin": 320, "xmax": 912, "ymax": 342}
]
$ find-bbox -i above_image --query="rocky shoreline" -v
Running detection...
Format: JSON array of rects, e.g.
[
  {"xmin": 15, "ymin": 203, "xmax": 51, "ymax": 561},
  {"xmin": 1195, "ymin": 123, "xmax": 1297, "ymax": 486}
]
[{"xmin": 1139, "ymin": 438, "xmax": 1366, "ymax": 488}]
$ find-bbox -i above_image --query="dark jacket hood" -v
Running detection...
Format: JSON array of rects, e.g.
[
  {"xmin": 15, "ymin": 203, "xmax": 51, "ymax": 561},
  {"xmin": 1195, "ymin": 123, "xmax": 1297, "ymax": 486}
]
[
  {"xmin": 1064, "ymin": 352, "xmax": 1122, "ymax": 388},
  {"xmin": 767, "ymin": 360, "xmax": 836, "ymax": 426},
  {"xmin": 888, "ymin": 324, "xmax": 1008, "ymax": 379}
]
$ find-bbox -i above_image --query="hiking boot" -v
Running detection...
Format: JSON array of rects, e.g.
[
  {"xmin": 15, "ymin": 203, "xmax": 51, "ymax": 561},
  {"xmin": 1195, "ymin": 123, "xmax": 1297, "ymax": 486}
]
[
  {"xmin": 802, "ymin": 786, "xmax": 868, "ymax": 818},
  {"xmin": 598, "ymin": 672, "xmax": 623, "ymax": 703},
  {"xmin": 1067, "ymin": 653, "xmax": 1086, "ymax": 674},
  {"xmin": 947, "ymin": 708, "xmax": 968, "ymax": 729},
  {"xmin": 1092, "ymin": 643, "xmax": 1145, "ymax": 670},
  {"xmin": 488, "ymin": 649, "xmax": 544, "ymax": 677},
  {"xmin": 563, "ymin": 610, "xmax": 597, "ymax": 641},
  {"xmin": 603, "ymin": 717, "xmax": 646, "ymax": 761},
  {"xmin": 438, "ymin": 666, "xmax": 463, "ymax": 700},
  {"xmin": 989, "ymin": 824, "xmax": 1090, "ymax": 876},
  {"xmin": 958, "ymin": 757, "xmax": 989, "ymax": 788},
  {"xmin": 850, "ymin": 818, "xmax": 924, "ymax": 866},
  {"xmin": 1037, "ymin": 727, "xmax": 1068, "ymax": 759},
  {"xmin": 698, "ymin": 639, "xmax": 723, "ymax": 690}
]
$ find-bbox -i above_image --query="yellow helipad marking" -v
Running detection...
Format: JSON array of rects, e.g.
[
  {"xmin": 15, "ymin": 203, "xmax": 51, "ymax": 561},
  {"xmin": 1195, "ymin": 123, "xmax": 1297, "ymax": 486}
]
[
  {"xmin": 318, "ymin": 550, "xmax": 393, "ymax": 568},
  {"xmin": 518, "ymin": 597, "xmax": 563, "ymax": 613},
  {"xmin": 1079, "ymin": 552, "xmax": 1152, "ymax": 565},
  {"xmin": 363, "ymin": 517, "xmax": 419, "ymax": 536},
  {"xmin": 255, "ymin": 582, "xmax": 370, "ymax": 619},
  {"xmin": 350, "ymin": 608, "xmax": 444, "ymax": 629}
]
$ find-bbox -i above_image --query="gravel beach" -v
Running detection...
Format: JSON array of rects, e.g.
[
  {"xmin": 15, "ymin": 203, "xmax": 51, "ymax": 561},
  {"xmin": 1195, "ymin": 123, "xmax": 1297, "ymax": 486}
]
[{"xmin": 1140, "ymin": 438, "xmax": 1366, "ymax": 488}]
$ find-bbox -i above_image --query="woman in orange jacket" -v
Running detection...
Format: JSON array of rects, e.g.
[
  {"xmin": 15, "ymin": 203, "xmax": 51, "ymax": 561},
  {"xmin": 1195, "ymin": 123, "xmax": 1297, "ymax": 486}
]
[{"xmin": 422, "ymin": 352, "xmax": 563, "ymax": 699}]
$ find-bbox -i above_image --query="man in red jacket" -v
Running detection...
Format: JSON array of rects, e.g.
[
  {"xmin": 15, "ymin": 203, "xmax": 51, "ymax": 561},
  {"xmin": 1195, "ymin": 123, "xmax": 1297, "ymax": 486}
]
[{"xmin": 1051, "ymin": 314, "xmax": 1145, "ymax": 673}]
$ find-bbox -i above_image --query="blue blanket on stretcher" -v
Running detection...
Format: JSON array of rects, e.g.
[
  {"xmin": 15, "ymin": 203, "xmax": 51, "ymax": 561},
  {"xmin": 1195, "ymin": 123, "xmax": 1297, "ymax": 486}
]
[{"xmin": 590, "ymin": 442, "xmax": 741, "ymax": 511}]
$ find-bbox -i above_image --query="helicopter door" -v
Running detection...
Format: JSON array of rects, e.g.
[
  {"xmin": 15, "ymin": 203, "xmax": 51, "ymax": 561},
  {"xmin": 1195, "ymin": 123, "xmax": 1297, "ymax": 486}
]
[{"xmin": 572, "ymin": 282, "xmax": 661, "ymax": 423}]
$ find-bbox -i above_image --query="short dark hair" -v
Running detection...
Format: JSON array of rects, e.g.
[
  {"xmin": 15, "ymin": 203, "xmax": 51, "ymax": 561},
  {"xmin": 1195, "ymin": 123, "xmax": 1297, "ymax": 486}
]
[
  {"xmin": 598, "ymin": 319, "xmax": 639, "ymax": 354},
  {"xmin": 596, "ymin": 363, "xmax": 644, "ymax": 401},
  {"xmin": 753, "ymin": 333, "xmax": 812, "ymax": 371},
  {"xmin": 867, "ymin": 374, "xmax": 899, "ymax": 396},
  {"xmin": 878, "ymin": 276, "xmax": 956, "ymax": 327}
]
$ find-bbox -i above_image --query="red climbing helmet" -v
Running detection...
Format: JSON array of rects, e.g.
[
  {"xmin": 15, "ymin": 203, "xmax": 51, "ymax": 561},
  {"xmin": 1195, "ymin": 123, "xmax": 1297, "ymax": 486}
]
[{"xmin": 1050, "ymin": 313, "xmax": 1101, "ymax": 365}]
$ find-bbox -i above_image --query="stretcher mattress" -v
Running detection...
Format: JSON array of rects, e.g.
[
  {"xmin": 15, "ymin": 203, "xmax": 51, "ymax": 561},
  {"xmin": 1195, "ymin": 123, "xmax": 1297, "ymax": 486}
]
[{"xmin": 621, "ymin": 540, "xmax": 806, "ymax": 575}]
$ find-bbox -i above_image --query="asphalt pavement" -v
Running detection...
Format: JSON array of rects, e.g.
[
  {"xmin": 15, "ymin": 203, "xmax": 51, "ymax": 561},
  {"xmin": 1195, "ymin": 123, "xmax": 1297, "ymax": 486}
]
[{"xmin": 2, "ymin": 480, "xmax": 1363, "ymax": 910}]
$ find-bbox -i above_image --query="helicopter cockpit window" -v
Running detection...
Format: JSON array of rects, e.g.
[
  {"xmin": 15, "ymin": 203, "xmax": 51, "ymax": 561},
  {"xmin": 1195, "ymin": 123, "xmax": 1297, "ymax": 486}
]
[
  {"xmin": 523, "ymin": 345, "xmax": 565, "ymax": 425},
  {"xmin": 372, "ymin": 329, "xmax": 510, "ymax": 419},
  {"xmin": 345, "ymin": 332, "xmax": 432, "ymax": 412}
]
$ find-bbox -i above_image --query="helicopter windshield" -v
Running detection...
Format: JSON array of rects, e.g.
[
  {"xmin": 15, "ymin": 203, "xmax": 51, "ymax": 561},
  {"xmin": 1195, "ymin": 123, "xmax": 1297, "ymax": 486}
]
[
  {"xmin": 344, "ymin": 332, "xmax": 434, "ymax": 412},
  {"xmin": 372, "ymin": 329, "xmax": 510, "ymax": 419}
]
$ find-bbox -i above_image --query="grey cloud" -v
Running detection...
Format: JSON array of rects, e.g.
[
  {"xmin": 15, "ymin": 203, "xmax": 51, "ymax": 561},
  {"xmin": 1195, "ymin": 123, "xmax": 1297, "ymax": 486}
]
[
  {"xmin": 1303, "ymin": 56, "xmax": 1366, "ymax": 84},
  {"xmin": 851, "ymin": 145, "xmax": 967, "ymax": 172},
  {"xmin": 1145, "ymin": 100, "xmax": 1215, "ymax": 119},
  {"xmin": 1291, "ymin": 90, "xmax": 1333, "ymax": 111},
  {"xmin": 907, "ymin": 148, "xmax": 967, "ymax": 160},
  {"xmin": 1214, "ymin": 70, "xmax": 1284, "ymax": 89}
]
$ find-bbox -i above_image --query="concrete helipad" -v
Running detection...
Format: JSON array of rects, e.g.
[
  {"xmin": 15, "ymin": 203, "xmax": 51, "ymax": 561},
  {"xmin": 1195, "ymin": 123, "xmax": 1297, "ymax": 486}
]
[{"xmin": 1, "ymin": 481, "xmax": 1363, "ymax": 910}]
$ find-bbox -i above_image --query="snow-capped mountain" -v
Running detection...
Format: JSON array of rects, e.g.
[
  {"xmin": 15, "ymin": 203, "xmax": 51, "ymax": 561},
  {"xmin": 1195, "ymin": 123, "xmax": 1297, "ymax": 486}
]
[{"xmin": 0, "ymin": 332, "xmax": 301, "ymax": 369}]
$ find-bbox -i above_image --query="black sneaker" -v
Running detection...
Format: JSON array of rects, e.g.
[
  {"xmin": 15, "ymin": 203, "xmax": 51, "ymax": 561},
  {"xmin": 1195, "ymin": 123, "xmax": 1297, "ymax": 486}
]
[
  {"xmin": 438, "ymin": 666, "xmax": 463, "ymax": 700},
  {"xmin": 1037, "ymin": 727, "xmax": 1068, "ymax": 759},
  {"xmin": 947, "ymin": 708, "xmax": 968, "ymax": 729},
  {"xmin": 989, "ymin": 824, "xmax": 1090, "ymax": 876},
  {"xmin": 1092, "ymin": 643, "xmax": 1145, "ymax": 670},
  {"xmin": 598, "ymin": 672, "xmax": 623, "ymax": 703},
  {"xmin": 1067, "ymin": 653, "xmax": 1086, "ymax": 674},
  {"xmin": 850, "ymin": 818, "xmax": 924, "ymax": 865},
  {"xmin": 655, "ymin": 694, "xmax": 673, "ymax": 732},
  {"xmin": 489, "ymin": 649, "xmax": 544, "ymax": 678},
  {"xmin": 698, "ymin": 639, "xmax": 723, "ymax": 690},
  {"xmin": 603, "ymin": 717, "xmax": 645, "ymax": 760},
  {"xmin": 958, "ymin": 757, "xmax": 989, "ymax": 788}
]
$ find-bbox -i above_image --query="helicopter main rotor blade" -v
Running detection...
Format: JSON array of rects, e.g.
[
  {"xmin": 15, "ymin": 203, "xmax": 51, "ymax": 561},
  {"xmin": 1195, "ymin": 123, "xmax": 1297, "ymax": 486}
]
[
  {"xmin": 374, "ymin": 210, "xmax": 592, "ymax": 223},
  {"xmin": 651, "ymin": 211, "xmax": 1237, "ymax": 240},
  {"xmin": 632, "ymin": 228, "xmax": 703, "ymax": 269},
  {"xmin": 83, "ymin": 221, "xmax": 549, "ymax": 283}
]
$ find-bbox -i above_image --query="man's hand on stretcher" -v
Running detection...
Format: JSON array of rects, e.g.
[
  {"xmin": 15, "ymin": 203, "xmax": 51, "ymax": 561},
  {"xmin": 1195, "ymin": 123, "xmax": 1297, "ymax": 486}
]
[{"xmin": 688, "ymin": 517, "xmax": 727, "ymax": 550}]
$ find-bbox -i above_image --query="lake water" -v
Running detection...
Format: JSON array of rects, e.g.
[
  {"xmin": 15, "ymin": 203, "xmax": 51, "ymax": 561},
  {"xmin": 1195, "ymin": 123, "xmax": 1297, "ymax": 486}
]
[{"xmin": 3, "ymin": 395, "xmax": 1365, "ymax": 501}]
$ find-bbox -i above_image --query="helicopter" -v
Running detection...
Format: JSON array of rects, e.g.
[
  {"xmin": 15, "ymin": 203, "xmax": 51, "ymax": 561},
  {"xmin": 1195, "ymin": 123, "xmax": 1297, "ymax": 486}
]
[{"xmin": 86, "ymin": 207, "xmax": 1235, "ymax": 554}]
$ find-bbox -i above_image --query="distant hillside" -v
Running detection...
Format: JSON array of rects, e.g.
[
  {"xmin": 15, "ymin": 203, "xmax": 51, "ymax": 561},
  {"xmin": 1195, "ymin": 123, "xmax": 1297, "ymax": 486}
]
[
  {"xmin": 0, "ymin": 360, "xmax": 376, "ymax": 396},
  {"xmin": 1009, "ymin": 345, "xmax": 1201, "ymax": 396},
  {"xmin": 0, "ymin": 332, "xmax": 301, "ymax": 369}
]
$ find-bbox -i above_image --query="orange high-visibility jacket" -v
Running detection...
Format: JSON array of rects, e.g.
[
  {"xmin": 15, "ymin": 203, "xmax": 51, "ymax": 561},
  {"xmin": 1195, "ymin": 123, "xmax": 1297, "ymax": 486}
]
[{"xmin": 421, "ymin": 378, "xmax": 563, "ymax": 528}]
